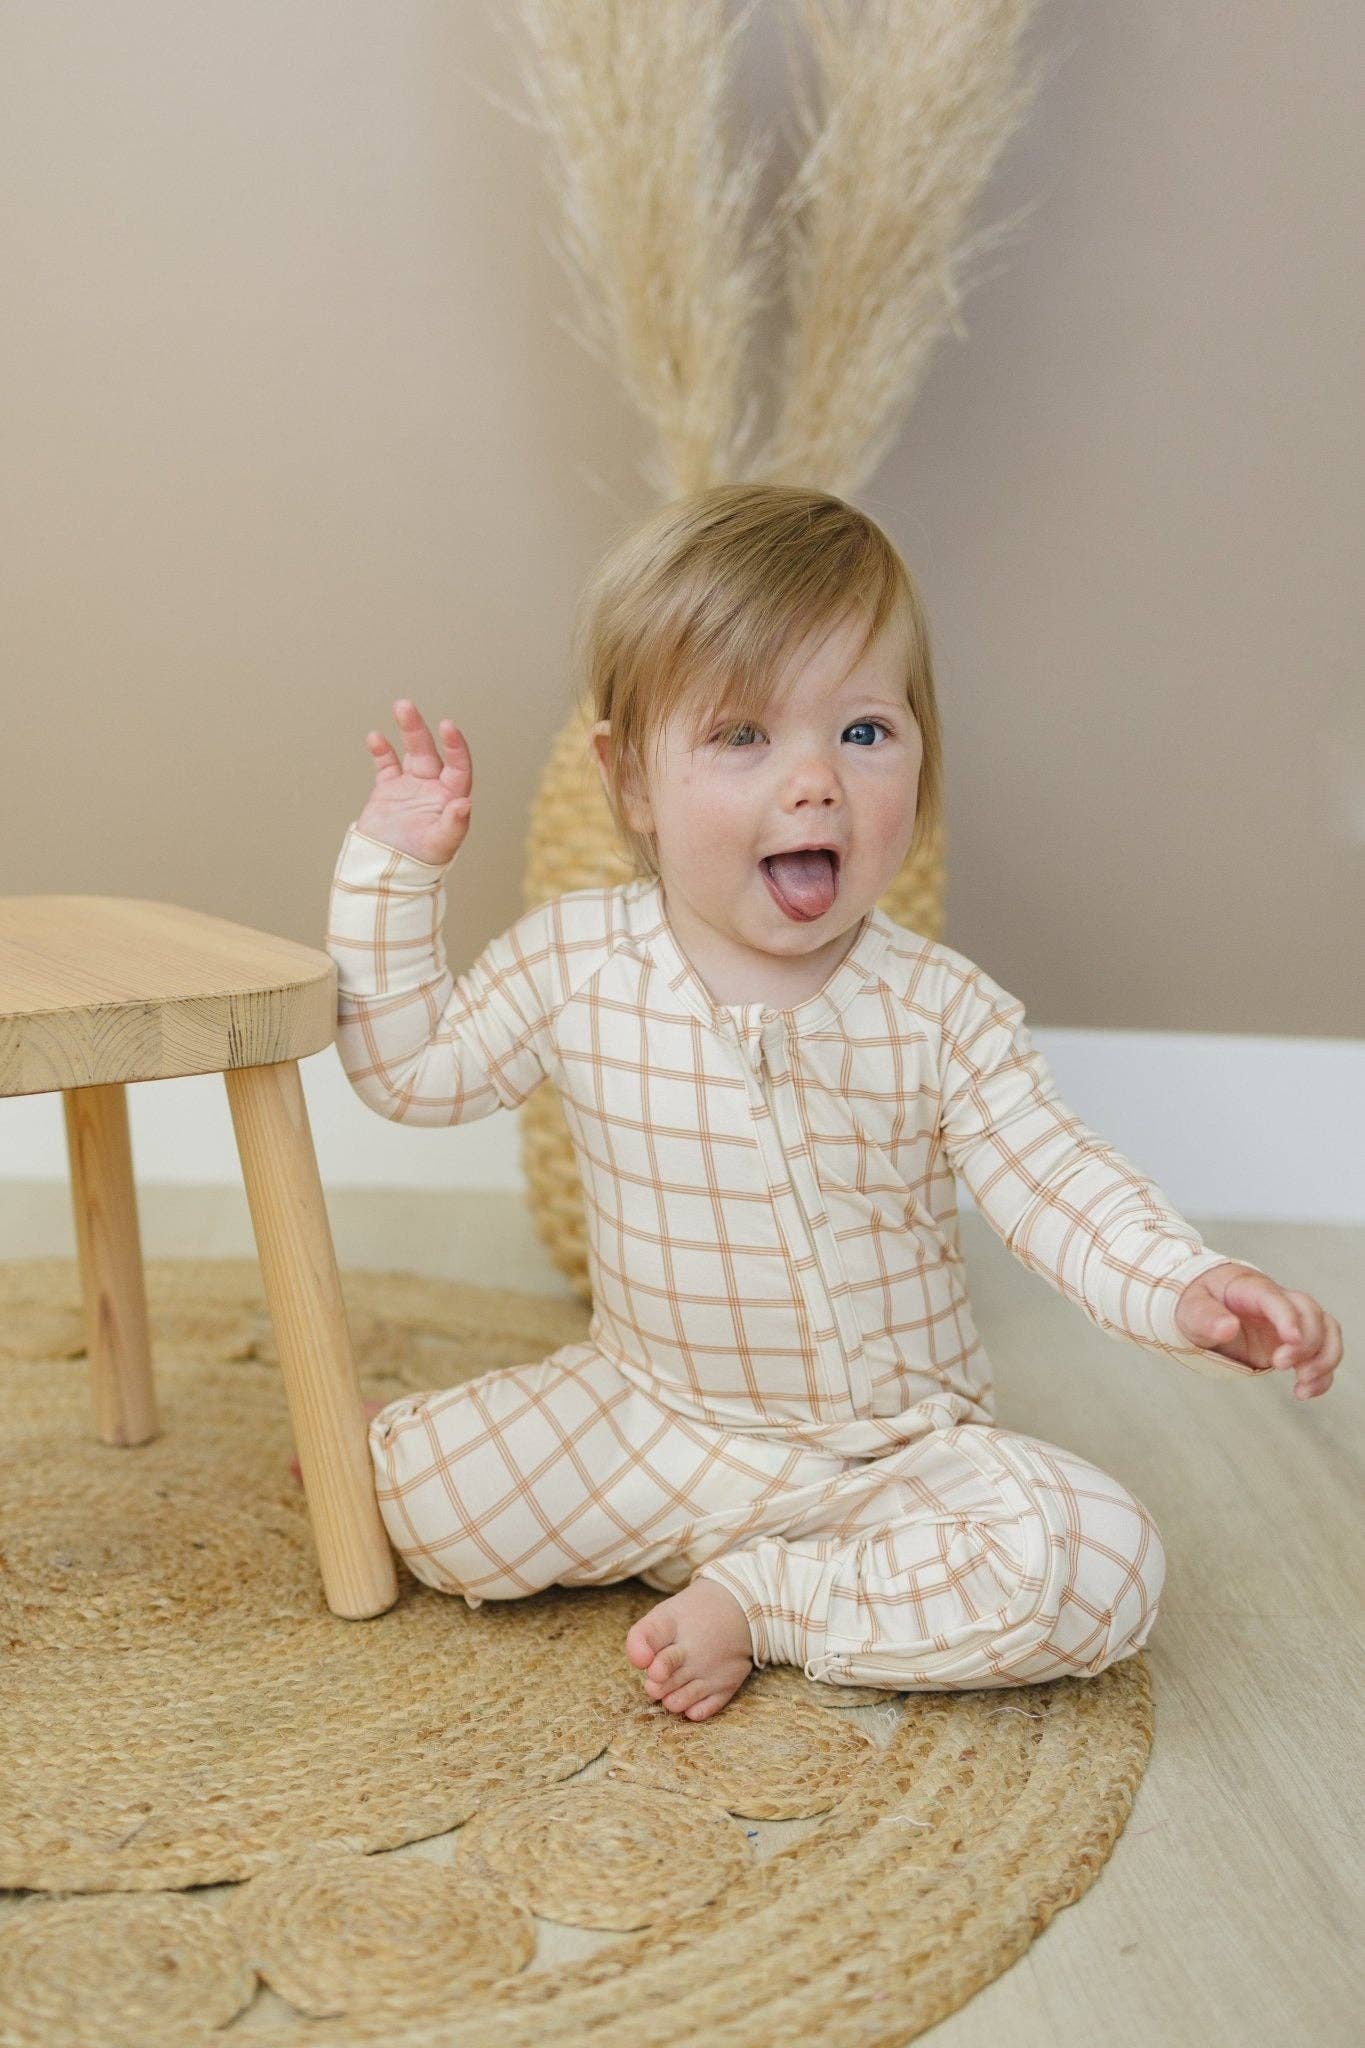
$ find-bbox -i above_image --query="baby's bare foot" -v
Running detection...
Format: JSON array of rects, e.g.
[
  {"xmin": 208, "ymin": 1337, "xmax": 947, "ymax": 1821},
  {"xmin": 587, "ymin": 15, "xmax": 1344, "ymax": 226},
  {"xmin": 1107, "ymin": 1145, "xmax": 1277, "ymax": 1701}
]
[
  {"xmin": 624, "ymin": 1577, "xmax": 754, "ymax": 1720},
  {"xmin": 288, "ymin": 1399, "xmax": 386, "ymax": 1486}
]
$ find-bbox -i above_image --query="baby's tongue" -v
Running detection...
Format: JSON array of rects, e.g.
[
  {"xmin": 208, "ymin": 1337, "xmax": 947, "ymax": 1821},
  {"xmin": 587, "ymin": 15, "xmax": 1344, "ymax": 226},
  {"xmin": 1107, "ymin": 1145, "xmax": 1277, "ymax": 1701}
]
[{"xmin": 765, "ymin": 849, "xmax": 837, "ymax": 918}]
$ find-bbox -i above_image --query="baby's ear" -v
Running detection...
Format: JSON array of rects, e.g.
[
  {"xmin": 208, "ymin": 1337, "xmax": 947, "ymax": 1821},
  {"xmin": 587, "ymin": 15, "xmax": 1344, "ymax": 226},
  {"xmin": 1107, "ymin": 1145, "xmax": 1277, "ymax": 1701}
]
[
  {"xmin": 589, "ymin": 720, "xmax": 652, "ymax": 833},
  {"xmin": 587, "ymin": 720, "xmax": 617, "ymax": 807}
]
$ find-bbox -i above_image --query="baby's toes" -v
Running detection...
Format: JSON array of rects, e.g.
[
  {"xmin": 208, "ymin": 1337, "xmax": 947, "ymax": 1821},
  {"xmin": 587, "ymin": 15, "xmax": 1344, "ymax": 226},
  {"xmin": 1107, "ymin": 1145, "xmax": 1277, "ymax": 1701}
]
[
  {"xmin": 625, "ymin": 1601, "xmax": 681, "ymax": 1673},
  {"xmin": 661, "ymin": 1675, "xmax": 713, "ymax": 1716},
  {"xmin": 683, "ymin": 1692, "xmax": 730, "ymax": 1722},
  {"xmin": 643, "ymin": 1643, "xmax": 688, "ymax": 1698}
]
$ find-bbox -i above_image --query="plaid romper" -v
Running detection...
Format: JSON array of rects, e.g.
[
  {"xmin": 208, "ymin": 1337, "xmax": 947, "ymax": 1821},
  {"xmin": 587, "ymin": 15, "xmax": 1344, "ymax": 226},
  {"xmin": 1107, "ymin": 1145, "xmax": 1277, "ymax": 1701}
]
[{"xmin": 326, "ymin": 823, "xmax": 1264, "ymax": 1689}]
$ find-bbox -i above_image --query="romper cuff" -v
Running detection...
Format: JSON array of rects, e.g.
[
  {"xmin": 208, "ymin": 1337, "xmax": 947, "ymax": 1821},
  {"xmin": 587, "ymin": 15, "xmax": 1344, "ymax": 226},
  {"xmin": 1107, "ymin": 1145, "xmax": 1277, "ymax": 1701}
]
[
  {"xmin": 338, "ymin": 821, "xmax": 456, "ymax": 883},
  {"xmin": 1142, "ymin": 1247, "xmax": 1276, "ymax": 1380}
]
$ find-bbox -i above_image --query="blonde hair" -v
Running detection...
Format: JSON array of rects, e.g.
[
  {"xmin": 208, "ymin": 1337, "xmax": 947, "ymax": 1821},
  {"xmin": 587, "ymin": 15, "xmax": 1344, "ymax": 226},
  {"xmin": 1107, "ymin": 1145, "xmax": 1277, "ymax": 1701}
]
[{"xmin": 573, "ymin": 482, "xmax": 944, "ymax": 881}]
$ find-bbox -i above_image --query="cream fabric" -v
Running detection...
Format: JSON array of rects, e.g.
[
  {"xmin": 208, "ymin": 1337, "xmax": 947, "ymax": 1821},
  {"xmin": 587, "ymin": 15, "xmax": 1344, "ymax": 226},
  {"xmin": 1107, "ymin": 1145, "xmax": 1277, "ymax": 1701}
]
[
  {"xmin": 325, "ymin": 821, "xmax": 1260, "ymax": 1684},
  {"xmin": 366, "ymin": 1346, "xmax": 1166, "ymax": 1687}
]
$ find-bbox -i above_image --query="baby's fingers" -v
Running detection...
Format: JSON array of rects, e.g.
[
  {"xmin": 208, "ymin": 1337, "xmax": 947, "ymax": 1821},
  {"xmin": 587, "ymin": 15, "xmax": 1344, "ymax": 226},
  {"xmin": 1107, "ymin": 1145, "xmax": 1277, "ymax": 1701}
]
[
  {"xmin": 365, "ymin": 728, "xmax": 405, "ymax": 780},
  {"xmin": 1268, "ymin": 1286, "xmax": 1326, "ymax": 1368},
  {"xmin": 1271, "ymin": 1290, "xmax": 1325, "ymax": 1368},
  {"xmin": 436, "ymin": 718, "xmax": 473, "ymax": 795},
  {"xmin": 393, "ymin": 698, "xmax": 450, "ymax": 777},
  {"xmin": 1292, "ymin": 1314, "xmax": 1343, "ymax": 1399}
]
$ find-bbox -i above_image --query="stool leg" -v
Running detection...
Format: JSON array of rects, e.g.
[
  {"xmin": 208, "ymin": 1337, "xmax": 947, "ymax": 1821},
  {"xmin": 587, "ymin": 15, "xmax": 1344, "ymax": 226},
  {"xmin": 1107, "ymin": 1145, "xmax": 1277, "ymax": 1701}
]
[
  {"xmin": 223, "ymin": 1059, "xmax": 398, "ymax": 1620},
  {"xmin": 62, "ymin": 1082, "xmax": 158, "ymax": 1448}
]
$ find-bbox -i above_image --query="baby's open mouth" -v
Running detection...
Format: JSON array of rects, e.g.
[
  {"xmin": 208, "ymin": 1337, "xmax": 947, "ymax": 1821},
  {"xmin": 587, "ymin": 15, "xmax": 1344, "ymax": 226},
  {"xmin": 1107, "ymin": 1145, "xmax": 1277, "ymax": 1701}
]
[{"xmin": 760, "ymin": 848, "xmax": 840, "ymax": 922}]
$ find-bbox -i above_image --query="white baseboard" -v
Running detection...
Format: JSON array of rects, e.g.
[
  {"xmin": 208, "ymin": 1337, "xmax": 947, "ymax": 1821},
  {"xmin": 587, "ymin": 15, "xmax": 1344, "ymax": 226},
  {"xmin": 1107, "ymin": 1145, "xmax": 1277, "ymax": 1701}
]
[{"xmin": 3, "ymin": 1029, "xmax": 1361, "ymax": 1224}]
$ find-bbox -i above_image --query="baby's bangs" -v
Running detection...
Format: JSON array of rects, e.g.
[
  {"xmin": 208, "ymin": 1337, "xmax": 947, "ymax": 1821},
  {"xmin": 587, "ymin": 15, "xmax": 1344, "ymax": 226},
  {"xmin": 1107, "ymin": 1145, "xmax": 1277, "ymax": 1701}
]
[
  {"xmin": 667, "ymin": 655, "xmax": 785, "ymax": 745},
  {"xmin": 664, "ymin": 597, "xmax": 895, "ymax": 748}
]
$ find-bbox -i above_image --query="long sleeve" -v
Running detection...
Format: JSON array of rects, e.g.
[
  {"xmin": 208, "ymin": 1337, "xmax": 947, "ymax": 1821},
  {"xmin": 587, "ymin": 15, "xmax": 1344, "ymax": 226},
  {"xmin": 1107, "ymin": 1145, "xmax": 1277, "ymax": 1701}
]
[
  {"xmin": 935, "ymin": 957, "xmax": 1267, "ymax": 1381},
  {"xmin": 325, "ymin": 822, "xmax": 559, "ymax": 1124}
]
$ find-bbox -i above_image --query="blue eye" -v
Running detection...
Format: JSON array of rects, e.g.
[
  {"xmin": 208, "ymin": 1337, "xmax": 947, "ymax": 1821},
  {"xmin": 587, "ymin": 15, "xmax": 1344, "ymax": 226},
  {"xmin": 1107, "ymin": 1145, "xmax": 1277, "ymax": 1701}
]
[{"xmin": 712, "ymin": 719, "xmax": 892, "ymax": 748}]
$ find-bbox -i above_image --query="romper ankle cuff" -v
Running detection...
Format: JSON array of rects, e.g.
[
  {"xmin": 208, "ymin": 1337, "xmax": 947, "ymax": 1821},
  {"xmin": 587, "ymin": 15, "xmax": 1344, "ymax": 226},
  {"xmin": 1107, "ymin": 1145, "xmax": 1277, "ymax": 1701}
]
[{"xmin": 694, "ymin": 1544, "xmax": 837, "ymax": 1676}]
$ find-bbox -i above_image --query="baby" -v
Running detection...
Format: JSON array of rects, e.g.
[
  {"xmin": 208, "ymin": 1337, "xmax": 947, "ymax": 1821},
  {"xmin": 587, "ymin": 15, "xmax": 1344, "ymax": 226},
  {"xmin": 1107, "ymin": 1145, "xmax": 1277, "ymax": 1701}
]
[{"xmin": 323, "ymin": 483, "xmax": 1341, "ymax": 1721}]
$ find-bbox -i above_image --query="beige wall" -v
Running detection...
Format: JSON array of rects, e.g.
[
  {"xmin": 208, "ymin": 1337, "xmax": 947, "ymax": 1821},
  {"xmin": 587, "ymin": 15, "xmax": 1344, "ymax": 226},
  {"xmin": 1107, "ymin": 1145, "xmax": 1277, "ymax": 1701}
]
[{"xmin": 3, "ymin": 2, "xmax": 1360, "ymax": 1036}]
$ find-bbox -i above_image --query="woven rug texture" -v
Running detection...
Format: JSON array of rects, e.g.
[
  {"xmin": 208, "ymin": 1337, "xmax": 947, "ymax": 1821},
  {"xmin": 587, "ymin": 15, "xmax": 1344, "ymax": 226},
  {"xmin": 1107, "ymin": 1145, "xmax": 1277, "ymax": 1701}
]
[{"xmin": 0, "ymin": 1257, "xmax": 1155, "ymax": 2047}]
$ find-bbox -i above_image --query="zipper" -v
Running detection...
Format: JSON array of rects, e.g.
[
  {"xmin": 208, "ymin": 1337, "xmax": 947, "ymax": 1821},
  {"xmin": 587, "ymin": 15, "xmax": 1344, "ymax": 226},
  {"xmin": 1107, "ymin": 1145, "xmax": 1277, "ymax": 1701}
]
[{"xmin": 749, "ymin": 1029, "xmax": 871, "ymax": 1418}]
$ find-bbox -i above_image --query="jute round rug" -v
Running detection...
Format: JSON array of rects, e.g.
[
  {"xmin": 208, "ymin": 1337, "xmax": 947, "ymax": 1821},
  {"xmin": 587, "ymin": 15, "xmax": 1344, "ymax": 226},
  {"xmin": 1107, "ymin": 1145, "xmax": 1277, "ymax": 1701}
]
[{"xmin": 0, "ymin": 1256, "xmax": 1155, "ymax": 2046}]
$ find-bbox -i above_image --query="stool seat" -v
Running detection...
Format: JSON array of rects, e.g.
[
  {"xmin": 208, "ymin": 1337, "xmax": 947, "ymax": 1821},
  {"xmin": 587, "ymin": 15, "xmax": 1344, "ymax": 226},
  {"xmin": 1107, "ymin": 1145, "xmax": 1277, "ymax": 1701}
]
[
  {"xmin": 0, "ymin": 891, "xmax": 398, "ymax": 1621},
  {"xmin": 0, "ymin": 895, "xmax": 336, "ymax": 1097}
]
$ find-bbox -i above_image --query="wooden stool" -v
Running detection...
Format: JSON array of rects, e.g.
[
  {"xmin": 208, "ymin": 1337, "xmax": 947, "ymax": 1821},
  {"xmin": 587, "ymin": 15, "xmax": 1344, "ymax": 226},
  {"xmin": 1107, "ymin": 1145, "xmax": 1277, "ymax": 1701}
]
[{"xmin": 0, "ymin": 891, "xmax": 399, "ymax": 1621}]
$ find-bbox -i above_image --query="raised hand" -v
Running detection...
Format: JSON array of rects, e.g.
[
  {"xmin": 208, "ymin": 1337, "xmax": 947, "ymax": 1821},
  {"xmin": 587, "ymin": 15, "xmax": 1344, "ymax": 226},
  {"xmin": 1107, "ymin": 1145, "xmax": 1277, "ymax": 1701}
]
[
  {"xmin": 1175, "ymin": 1261, "xmax": 1343, "ymax": 1398},
  {"xmin": 353, "ymin": 699, "xmax": 473, "ymax": 868}
]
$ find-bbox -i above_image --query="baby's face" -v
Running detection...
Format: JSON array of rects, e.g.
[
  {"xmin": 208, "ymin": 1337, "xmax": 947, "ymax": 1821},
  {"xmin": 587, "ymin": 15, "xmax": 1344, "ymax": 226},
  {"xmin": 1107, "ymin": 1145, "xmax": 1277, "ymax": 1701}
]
[{"xmin": 596, "ymin": 613, "xmax": 922, "ymax": 1003}]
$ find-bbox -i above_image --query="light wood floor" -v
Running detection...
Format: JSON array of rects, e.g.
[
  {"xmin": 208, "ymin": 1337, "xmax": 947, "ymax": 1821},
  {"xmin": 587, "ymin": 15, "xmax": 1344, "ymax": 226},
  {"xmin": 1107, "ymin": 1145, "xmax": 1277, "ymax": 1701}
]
[{"xmin": 3, "ymin": 1183, "xmax": 1359, "ymax": 2046}]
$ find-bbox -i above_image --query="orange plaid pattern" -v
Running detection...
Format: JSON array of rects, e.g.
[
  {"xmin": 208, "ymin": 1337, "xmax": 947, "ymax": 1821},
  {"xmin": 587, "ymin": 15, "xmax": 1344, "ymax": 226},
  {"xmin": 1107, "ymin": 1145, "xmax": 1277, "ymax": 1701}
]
[
  {"xmin": 368, "ymin": 1344, "xmax": 1165, "ymax": 1687},
  {"xmin": 326, "ymin": 821, "xmax": 1260, "ymax": 1684}
]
